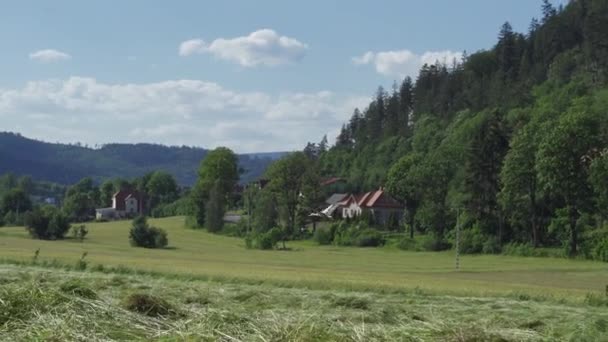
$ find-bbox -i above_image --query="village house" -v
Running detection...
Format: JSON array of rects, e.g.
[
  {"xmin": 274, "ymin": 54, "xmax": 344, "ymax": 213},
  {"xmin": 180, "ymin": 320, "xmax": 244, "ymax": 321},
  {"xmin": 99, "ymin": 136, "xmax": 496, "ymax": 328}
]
[
  {"xmin": 95, "ymin": 190, "xmax": 145, "ymax": 220},
  {"xmin": 323, "ymin": 188, "xmax": 404, "ymax": 225}
]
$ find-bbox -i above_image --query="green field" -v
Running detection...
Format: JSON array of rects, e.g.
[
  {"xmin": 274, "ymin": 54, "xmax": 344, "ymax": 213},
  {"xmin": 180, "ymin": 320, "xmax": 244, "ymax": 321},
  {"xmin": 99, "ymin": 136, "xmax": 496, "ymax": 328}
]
[
  {"xmin": 1, "ymin": 216, "xmax": 606, "ymax": 299},
  {"xmin": 1, "ymin": 217, "xmax": 608, "ymax": 340}
]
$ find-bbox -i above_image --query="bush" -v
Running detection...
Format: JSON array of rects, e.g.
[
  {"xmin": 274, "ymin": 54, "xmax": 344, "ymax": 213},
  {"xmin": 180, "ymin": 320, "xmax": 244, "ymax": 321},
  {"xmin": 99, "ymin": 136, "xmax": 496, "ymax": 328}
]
[
  {"xmin": 245, "ymin": 227, "xmax": 282, "ymax": 250},
  {"xmin": 458, "ymin": 225, "xmax": 485, "ymax": 254},
  {"xmin": 24, "ymin": 207, "xmax": 70, "ymax": 240},
  {"xmin": 502, "ymin": 242, "xmax": 534, "ymax": 257},
  {"xmin": 71, "ymin": 225, "xmax": 88, "ymax": 241},
  {"xmin": 313, "ymin": 226, "xmax": 334, "ymax": 245},
  {"xmin": 129, "ymin": 216, "xmax": 168, "ymax": 249},
  {"xmin": 397, "ymin": 237, "xmax": 419, "ymax": 251},
  {"xmin": 482, "ymin": 236, "xmax": 502, "ymax": 254},
  {"xmin": 593, "ymin": 238, "xmax": 608, "ymax": 262},
  {"xmin": 419, "ymin": 234, "xmax": 451, "ymax": 251},
  {"xmin": 354, "ymin": 229, "xmax": 385, "ymax": 247}
]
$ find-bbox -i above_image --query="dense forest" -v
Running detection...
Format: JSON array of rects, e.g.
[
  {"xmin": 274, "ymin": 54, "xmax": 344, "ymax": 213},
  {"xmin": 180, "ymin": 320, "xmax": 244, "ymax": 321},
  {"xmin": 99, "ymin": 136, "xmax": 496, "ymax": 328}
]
[
  {"xmin": 313, "ymin": 0, "xmax": 608, "ymax": 257},
  {"xmin": 0, "ymin": 132, "xmax": 284, "ymax": 185}
]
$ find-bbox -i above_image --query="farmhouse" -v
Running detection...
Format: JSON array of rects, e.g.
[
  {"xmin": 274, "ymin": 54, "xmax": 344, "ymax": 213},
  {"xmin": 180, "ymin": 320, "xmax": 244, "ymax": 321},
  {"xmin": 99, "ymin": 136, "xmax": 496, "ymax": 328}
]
[
  {"xmin": 95, "ymin": 190, "xmax": 145, "ymax": 220},
  {"xmin": 323, "ymin": 189, "xmax": 404, "ymax": 225}
]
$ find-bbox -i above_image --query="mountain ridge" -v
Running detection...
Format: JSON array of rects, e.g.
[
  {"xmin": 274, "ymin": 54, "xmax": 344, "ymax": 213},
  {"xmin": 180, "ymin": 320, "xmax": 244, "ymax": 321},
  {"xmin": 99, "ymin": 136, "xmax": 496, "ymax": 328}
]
[{"xmin": 0, "ymin": 132, "xmax": 287, "ymax": 185}]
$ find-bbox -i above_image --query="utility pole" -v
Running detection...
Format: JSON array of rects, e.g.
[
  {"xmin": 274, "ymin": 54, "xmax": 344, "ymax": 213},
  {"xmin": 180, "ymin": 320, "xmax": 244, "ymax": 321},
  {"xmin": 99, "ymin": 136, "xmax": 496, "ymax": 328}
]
[{"xmin": 455, "ymin": 207, "xmax": 461, "ymax": 271}]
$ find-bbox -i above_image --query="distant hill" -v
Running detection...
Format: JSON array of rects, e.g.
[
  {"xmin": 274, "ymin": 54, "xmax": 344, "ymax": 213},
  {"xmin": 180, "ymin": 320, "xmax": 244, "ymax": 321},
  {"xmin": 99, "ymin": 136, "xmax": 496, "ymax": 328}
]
[{"xmin": 0, "ymin": 132, "xmax": 287, "ymax": 185}]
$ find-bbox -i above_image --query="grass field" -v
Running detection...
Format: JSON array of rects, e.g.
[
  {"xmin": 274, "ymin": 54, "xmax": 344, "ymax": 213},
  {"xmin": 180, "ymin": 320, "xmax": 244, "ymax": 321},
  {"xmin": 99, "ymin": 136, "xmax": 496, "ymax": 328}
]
[
  {"xmin": 0, "ymin": 216, "xmax": 606, "ymax": 299},
  {"xmin": 1, "ymin": 216, "xmax": 608, "ymax": 340}
]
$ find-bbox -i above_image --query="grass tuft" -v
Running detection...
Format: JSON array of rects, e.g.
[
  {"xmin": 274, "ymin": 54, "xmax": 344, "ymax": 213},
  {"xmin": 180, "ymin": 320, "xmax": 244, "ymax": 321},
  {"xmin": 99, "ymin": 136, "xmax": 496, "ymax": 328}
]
[
  {"xmin": 122, "ymin": 293, "xmax": 178, "ymax": 317},
  {"xmin": 59, "ymin": 279, "xmax": 98, "ymax": 299},
  {"xmin": 330, "ymin": 295, "xmax": 372, "ymax": 310}
]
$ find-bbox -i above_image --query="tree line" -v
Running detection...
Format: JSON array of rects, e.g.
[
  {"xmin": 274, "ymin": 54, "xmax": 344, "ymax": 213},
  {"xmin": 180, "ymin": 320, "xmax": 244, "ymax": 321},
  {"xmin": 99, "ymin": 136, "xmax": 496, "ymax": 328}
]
[{"xmin": 315, "ymin": 0, "xmax": 608, "ymax": 259}]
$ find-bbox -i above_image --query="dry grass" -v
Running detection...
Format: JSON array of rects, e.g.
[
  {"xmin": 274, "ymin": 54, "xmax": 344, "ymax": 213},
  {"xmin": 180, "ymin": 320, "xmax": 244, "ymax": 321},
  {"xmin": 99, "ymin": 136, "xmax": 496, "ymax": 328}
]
[{"xmin": 0, "ymin": 265, "xmax": 607, "ymax": 341}]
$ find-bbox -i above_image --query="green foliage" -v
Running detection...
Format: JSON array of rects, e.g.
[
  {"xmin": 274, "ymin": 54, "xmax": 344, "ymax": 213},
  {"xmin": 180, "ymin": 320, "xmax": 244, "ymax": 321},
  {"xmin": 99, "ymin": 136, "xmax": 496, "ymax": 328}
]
[
  {"xmin": 458, "ymin": 225, "xmax": 487, "ymax": 254},
  {"xmin": 265, "ymin": 152, "xmax": 317, "ymax": 243},
  {"xmin": 128, "ymin": 216, "xmax": 168, "ymax": 249},
  {"xmin": 151, "ymin": 196, "xmax": 194, "ymax": 218},
  {"xmin": 313, "ymin": 226, "xmax": 335, "ymax": 245},
  {"xmin": 316, "ymin": 1, "xmax": 608, "ymax": 261},
  {"xmin": 24, "ymin": 207, "xmax": 71, "ymax": 240},
  {"xmin": 322, "ymin": 221, "xmax": 386, "ymax": 248},
  {"xmin": 0, "ymin": 188, "xmax": 32, "ymax": 217},
  {"xmin": 205, "ymin": 181, "xmax": 225, "ymax": 233},
  {"xmin": 354, "ymin": 229, "xmax": 386, "ymax": 247},
  {"xmin": 246, "ymin": 227, "xmax": 282, "ymax": 250},
  {"xmin": 251, "ymin": 189, "xmax": 278, "ymax": 233},
  {"xmin": 502, "ymin": 242, "xmax": 535, "ymax": 257},
  {"xmin": 71, "ymin": 225, "xmax": 88, "ymax": 242},
  {"xmin": 191, "ymin": 147, "xmax": 239, "ymax": 228},
  {"xmin": 592, "ymin": 238, "xmax": 608, "ymax": 262}
]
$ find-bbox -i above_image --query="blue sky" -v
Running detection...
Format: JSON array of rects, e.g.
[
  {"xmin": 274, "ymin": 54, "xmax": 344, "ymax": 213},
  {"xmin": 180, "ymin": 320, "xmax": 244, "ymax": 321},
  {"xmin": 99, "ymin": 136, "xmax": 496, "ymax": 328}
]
[{"xmin": 0, "ymin": 0, "xmax": 567, "ymax": 152}]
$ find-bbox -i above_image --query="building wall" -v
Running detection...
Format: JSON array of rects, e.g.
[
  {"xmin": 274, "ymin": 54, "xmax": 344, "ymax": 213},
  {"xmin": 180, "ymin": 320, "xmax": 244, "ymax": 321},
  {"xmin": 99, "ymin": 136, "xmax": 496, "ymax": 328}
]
[
  {"xmin": 125, "ymin": 198, "xmax": 138, "ymax": 214},
  {"xmin": 341, "ymin": 202, "xmax": 362, "ymax": 219}
]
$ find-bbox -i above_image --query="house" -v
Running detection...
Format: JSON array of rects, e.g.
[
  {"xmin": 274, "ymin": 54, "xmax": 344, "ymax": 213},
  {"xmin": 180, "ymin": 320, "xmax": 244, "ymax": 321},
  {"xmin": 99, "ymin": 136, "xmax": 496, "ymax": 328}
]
[
  {"xmin": 95, "ymin": 190, "xmax": 145, "ymax": 220},
  {"xmin": 321, "ymin": 193, "xmax": 349, "ymax": 218},
  {"xmin": 322, "ymin": 188, "xmax": 404, "ymax": 225}
]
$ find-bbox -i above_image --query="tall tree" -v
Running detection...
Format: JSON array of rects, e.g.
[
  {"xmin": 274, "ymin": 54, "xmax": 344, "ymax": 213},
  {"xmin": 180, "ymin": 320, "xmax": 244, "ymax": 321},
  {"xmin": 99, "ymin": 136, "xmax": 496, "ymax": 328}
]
[
  {"xmin": 265, "ymin": 152, "xmax": 313, "ymax": 247},
  {"xmin": 398, "ymin": 77, "xmax": 414, "ymax": 136},
  {"xmin": 464, "ymin": 111, "xmax": 509, "ymax": 237},
  {"xmin": 499, "ymin": 125, "xmax": 541, "ymax": 246},
  {"xmin": 537, "ymin": 110, "xmax": 601, "ymax": 256},
  {"xmin": 191, "ymin": 147, "xmax": 239, "ymax": 228},
  {"xmin": 386, "ymin": 153, "xmax": 424, "ymax": 238}
]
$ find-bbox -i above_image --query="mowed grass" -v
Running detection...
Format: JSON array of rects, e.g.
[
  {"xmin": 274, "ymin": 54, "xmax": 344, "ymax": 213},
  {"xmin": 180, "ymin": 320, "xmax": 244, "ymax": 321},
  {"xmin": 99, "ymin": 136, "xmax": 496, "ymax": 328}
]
[
  {"xmin": 0, "ymin": 216, "xmax": 607, "ymax": 300},
  {"xmin": 2, "ymin": 266, "xmax": 607, "ymax": 341}
]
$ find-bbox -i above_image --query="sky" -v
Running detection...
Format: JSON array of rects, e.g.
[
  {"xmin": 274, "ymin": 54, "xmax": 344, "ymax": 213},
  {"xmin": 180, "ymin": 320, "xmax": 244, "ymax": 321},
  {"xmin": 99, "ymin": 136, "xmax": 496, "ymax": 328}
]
[{"xmin": 0, "ymin": 0, "xmax": 568, "ymax": 153}]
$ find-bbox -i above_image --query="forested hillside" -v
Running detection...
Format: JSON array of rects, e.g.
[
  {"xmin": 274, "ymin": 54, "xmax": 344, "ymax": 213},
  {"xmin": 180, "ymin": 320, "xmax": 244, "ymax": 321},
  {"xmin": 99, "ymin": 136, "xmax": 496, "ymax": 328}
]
[
  {"xmin": 0, "ymin": 132, "xmax": 284, "ymax": 185},
  {"xmin": 317, "ymin": 0, "xmax": 608, "ymax": 256}
]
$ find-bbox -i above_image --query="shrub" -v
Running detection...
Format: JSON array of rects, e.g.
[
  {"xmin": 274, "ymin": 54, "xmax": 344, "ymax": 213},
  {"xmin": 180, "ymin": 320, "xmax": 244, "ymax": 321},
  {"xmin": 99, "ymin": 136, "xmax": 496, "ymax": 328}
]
[
  {"xmin": 71, "ymin": 225, "xmax": 88, "ymax": 241},
  {"xmin": 593, "ymin": 238, "xmax": 608, "ymax": 262},
  {"xmin": 419, "ymin": 234, "xmax": 451, "ymax": 251},
  {"xmin": 24, "ymin": 207, "xmax": 70, "ymax": 240},
  {"xmin": 129, "ymin": 216, "xmax": 168, "ymax": 249},
  {"xmin": 502, "ymin": 242, "xmax": 534, "ymax": 257},
  {"xmin": 313, "ymin": 226, "xmax": 334, "ymax": 245},
  {"xmin": 245, "ymin": 227, "xmax": 282, "ymax": 250},
  {"xmin": 482, "ymin": 236, "xmax": 502, "ymax": 254},
  {"xmin": 354, "ymin": 229, "xmax": 385, "ymax": 247},
  {"xmin": 458, "ymin": 225, "xmax": 485, "ymax": 254},
  {"xmin": 397, "ymin": 237, "xmax": 419, "ymax": 251}
]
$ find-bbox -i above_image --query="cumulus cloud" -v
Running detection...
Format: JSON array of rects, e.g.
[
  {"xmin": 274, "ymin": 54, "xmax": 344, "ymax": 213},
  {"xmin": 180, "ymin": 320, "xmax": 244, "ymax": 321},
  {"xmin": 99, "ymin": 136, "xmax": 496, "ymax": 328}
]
[
  {"xmin": 29, "ymin": 49, "xmax": 72, "ymax": 63},
  {"xmin": 178, "ymin": 29, "xmax": 308, "ymax": 67},
  {"xmin": 353, "ymin": 49, "xmax": 463, "ymax": 78},
  {"xmin": 0, "ymin": 77, "xmax": 366, "ymax": 152}
]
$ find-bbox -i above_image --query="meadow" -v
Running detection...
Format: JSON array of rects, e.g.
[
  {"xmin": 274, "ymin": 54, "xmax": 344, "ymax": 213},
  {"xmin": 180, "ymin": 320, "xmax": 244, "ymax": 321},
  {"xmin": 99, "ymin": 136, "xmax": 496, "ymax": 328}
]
[{"xmin": 1, "ymin": 216, "xmax": 608, "ymax": 340}]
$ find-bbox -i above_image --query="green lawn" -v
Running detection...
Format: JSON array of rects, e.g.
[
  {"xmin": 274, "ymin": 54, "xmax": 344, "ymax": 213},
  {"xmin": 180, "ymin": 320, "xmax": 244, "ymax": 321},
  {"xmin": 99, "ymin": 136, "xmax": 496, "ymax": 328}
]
[{"xmin": 1, "ymin": 216, "xmax": 606, "ymax": 300}]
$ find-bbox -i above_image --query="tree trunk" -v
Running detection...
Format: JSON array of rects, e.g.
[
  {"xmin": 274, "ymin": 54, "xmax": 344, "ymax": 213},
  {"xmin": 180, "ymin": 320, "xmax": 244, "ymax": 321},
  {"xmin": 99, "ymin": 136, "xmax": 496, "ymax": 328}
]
[
  {"xmin": 409, "ymin": 215, "xmax": 415, "ymax": 239},
  {"xmin": 568, "ymin": 206, "xmax": 579, "ymax": 257}
]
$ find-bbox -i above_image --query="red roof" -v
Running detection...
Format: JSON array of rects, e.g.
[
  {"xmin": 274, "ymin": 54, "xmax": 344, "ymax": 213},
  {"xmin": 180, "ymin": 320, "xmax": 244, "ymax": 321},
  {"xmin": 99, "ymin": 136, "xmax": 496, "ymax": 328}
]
[{"xmin": 336, "ymin": 189, "xmax": 402, "ymax": 209}]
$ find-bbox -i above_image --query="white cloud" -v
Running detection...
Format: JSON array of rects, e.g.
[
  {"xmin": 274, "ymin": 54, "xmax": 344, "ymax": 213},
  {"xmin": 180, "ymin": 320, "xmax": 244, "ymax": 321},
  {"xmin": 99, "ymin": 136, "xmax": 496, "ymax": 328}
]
[
  {"xmin": 352, "ymin": 49, "xmax": 462, "ymax": 78},
  {"xmin": 178, "ymin": 39, "xmax": 205, "ymax": 57},
  {"xmin": 29, "ymin": 49, "xmax": 72, "ymax": 63},
  {"xmin": 0, "ymin": 77, "xmax": 366, "ymax": 152},
  {"xmin": 178, "ymin": 29, "xmax": 308, "ymax": 67}
]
